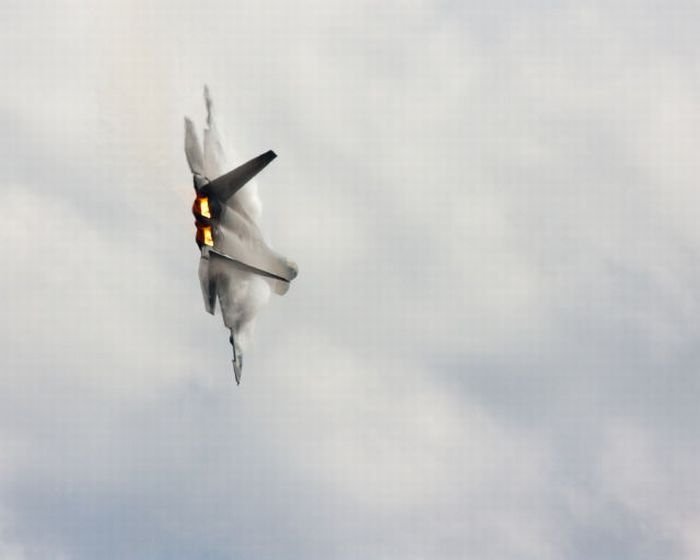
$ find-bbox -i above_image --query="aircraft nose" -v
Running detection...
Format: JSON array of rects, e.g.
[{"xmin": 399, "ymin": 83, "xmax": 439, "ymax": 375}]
[{"xmin": 232, "ymin": 350, "xmax": 243, "ymax": 385}]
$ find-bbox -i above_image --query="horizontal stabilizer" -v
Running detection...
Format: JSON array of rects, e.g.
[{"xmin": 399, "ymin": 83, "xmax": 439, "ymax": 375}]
[
  {"xmin": 204, "ymin": 150, "xmax": 276, "ymax": 202},
  {"xmin": 184, "ymin": 117, "xmax": 205, "ymax": 176}
]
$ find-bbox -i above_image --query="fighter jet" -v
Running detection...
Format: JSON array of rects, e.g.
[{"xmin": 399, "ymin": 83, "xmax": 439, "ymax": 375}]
[{"xmin": 184, "ymin": 87, "xmax": 298, "ymax": 384}]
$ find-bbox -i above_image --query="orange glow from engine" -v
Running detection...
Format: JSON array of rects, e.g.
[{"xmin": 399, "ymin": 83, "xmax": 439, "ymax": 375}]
[
  {"xmin": 194, "ymin": 196, "xmax": 212, "ymax": 218},
  {"xmin": 196, "ymin": 225, "xmax": 214, "ymax": 247}
]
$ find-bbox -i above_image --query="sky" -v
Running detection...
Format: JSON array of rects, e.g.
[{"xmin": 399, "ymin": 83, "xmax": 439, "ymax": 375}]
[{"xmin": 1, "ymin": 0, "xmax": 700, "ymax": 558}]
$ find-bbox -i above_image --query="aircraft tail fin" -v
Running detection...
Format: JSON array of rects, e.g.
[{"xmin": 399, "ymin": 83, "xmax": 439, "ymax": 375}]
[{"xmin": 203, "ymin": 150, "xmax": 276, "ymax": 202}]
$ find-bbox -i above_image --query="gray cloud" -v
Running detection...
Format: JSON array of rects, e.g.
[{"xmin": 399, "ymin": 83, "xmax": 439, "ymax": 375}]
[{"xmin": 2, "ymin": 1, "xmax": 700, "ymax": 558}]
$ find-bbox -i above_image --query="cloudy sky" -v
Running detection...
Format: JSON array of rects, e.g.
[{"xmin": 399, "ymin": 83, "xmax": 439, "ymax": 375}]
[{"xmin": 2, "ymin": 1, "xmax": 700, "ymax": 558}]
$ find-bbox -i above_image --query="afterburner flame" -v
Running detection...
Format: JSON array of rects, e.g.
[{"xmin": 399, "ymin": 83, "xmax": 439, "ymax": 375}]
[
  {"xmin": 197, "ymin": 225, "xmax": 214, "ymax": 247},
  {"xmin": 194, "ymin": 196, "xmax": 212, "ymax": 218}
]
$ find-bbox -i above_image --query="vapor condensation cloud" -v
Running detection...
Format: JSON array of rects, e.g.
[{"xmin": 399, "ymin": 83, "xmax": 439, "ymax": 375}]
[{"xmin": 1, "ymin": 1, "xmax": 700, "ymax": 559}]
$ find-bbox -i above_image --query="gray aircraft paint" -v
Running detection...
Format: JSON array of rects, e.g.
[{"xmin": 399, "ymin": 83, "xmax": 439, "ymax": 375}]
[{"xmin": 184, "ymin": 87, "xmax": 298, "ymax": 384}]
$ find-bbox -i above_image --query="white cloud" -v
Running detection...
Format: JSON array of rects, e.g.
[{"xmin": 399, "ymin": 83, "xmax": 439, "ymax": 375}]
[{"xmin": 2, "ymin": 0, "xmax": 700, "ymax": 558}]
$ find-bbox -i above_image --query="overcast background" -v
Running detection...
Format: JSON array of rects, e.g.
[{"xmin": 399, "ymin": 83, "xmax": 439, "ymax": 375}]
[{"xmin": 2, "ymin": 1, "xmax": 700, "ymax": 558}]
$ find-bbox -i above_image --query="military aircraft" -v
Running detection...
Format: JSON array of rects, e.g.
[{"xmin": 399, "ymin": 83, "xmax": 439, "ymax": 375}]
[{"xmin": 184, "ymin": 87, "xmax": 298, "ymax": 384}]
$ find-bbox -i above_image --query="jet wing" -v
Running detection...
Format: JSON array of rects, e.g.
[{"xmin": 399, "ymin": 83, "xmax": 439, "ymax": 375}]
[
  {"xmin": 209, "ymin": 249, "xmax": 292, "ymax": 288},
  {"xmin": 213, "ymin": 223, "xmax": 298, "ymax": 283},
  {"xmin": 199, "ymin": 246, "xmax": 293, "ymax": 317},
  {"xmin": 203, "ymin": 150, "xmax": 277, "ymax": 203},
  {"xmin": 198, "ymin": 251, "xmax": 217, "ymax": 314}
]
